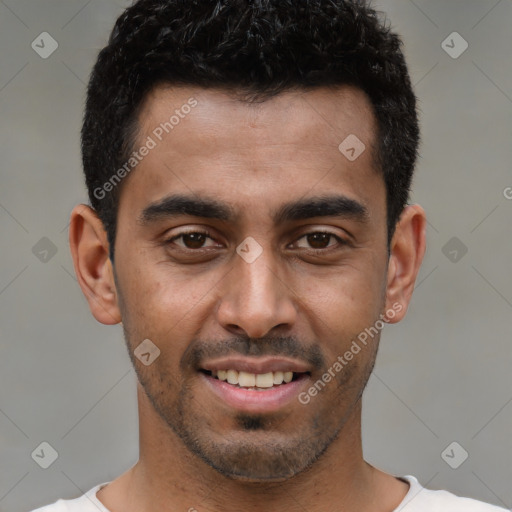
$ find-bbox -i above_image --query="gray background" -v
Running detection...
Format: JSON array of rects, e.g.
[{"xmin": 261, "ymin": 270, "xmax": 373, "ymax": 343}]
[{"xmin": 0, "ymin": 1, "xmax": 511, "ymax": 511}]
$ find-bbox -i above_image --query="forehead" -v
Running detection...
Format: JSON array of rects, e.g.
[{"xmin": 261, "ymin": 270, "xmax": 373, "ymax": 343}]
[
  {"xmin": 118, "ymin": 83, "xmax": 384, "ymax": 228},
  {"xmin": 137, "ymin": 84, "xmax": 378, "ymax": 159}
]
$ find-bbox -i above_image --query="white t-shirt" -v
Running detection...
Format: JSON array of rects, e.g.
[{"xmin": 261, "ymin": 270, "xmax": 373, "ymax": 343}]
[{"xmin": 29, "ymin": 475, "xmax": 508, "ymax": 512}]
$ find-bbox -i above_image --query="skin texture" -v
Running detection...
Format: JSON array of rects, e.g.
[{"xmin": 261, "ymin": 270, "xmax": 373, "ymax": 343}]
[{"xmin": 69, "ymin": 85, "xmax": 426, "ymax": 512}]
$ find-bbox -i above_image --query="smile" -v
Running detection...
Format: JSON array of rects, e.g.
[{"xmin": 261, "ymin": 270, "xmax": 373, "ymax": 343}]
[
  {"xmin": 203, "ymin": 369, "xmax": 307, "ymax": 390},
  {"xmin": 199, "ymin": 368, "xmax": 311, "ymax": 412}
]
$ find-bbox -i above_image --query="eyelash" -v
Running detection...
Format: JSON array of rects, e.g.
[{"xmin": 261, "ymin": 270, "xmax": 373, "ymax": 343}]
[{"xmin": 164, "ymin": 229, "xmax": 348, "ymax": 253}]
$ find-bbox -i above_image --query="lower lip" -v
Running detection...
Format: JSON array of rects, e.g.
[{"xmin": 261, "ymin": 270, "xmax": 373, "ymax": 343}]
[{"xmin": 200, "ymin": 372, "xmax": 310, "ymax": 413}]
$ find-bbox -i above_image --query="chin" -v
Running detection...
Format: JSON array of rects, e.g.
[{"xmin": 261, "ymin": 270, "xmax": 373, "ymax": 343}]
[
  {"xmin": 203, "ymin": 453, "xmax": 301, "ymax": 482},
  {"xmin": 185, "ymin": 434, "xmax": 327, "ymax": 483}
]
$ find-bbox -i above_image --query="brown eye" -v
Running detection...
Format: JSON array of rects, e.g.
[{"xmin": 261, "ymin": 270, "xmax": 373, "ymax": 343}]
[
  {"xmin": 295, "ymin": 232, "xmax": 345, "ymax": 250},
  {"xmin": 165, "ymin": 230, "xmax": 218, "ymax": 250},
  {"xmin": 306, "ymin": 233, "xmax": 331, "ymax": 249},
  {"xmin": 180, "ymin": 232, "xmax": 208, "ymax": 249}
]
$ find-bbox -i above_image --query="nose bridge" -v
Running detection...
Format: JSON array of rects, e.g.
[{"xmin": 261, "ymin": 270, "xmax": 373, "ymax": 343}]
[
  {"xmin": 235, "ymin": 239, "xmax": 284, "ymax": 310},
  {"xmin": 217, "ymin": 239, "xmax": 297, "ymax": 337},
  {"xmin": 238, "ymin": 245, "xmax": 279, "ymax": 303}
]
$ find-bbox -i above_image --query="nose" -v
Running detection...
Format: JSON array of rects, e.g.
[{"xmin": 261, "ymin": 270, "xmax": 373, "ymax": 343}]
[{"xmin": 216, "ymin": 246, "xmax": 298, "ymax": 339}]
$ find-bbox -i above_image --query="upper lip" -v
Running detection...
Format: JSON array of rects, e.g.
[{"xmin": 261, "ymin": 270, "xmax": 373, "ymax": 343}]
[{"xmin": 200, "ymin": 356, "xmax": 311, "ymax": 374}]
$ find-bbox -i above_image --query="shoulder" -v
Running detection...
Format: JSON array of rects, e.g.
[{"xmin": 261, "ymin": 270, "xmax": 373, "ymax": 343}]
[
  {"xmin": 28, "ymin": 501, "xmax": 69, "ymax": 512},
  {"xmin": 27, "ymin": 482, "xmax": 111, "ymax": 512},
  {"xmin": 397, "ymin": 475, "xmax": 509, "ymax": 512}
]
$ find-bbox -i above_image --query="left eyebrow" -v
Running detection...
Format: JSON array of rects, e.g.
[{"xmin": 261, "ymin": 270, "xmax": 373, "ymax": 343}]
[
  {"xmin": 137, "ymin": 193, "xmax": 369, "ymax": 227},
  {"xmin": 271, "ymin": 194, "xmax": 369, "ymax": 224}
]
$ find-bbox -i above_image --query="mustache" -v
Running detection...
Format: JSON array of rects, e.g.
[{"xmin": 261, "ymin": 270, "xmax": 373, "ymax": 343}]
[{"xmin": 182, "ymin": 335, "xmax": 326, "ymax": 372}]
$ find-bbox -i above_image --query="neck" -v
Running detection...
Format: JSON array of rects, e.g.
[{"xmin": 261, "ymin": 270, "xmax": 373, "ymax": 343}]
[{"xmin": 97, "ymin": 384, "xmax": 408, "ymax": 512}]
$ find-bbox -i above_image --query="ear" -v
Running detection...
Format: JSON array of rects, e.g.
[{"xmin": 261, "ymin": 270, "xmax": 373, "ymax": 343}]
[
  {"xmin": 384, "ymin": 204, "xmax": 426, "ymax": 323},
  {"xmin": 69, "ymin": 204, "xmax": 121, "ymax": 325}
]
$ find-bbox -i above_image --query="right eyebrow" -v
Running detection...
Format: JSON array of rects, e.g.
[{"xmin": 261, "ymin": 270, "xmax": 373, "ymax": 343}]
[{"xmin": 137, "ymin": 194, "xmax": 239, "ymax": 226}]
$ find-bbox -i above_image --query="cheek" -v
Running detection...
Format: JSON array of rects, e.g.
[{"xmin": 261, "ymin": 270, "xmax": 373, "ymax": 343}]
[
  {"xmin": 296, "ymin": 265, "xmax": 387, "ymax": 357},
  {"xmin": 114, "ymin": 258, "xmax": 168, "ymax": 340},
  {"xmin": 301, "ymin": 263, "xmax": 385, "ymax": 317},
  {"xmin": 120, "ymin": 262, "xmax": 220, "ymax": 337}
]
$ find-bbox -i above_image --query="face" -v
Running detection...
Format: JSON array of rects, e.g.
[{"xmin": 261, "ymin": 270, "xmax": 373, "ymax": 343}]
[{"xmin": 79, "ymin": 84, "xmax": 418, "ymax": 482}]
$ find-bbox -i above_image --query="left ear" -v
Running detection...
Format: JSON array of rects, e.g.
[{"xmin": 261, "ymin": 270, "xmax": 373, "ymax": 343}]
[{"xmin": 384, "ymin": 204, "xmax": 426, "ymax": 323}]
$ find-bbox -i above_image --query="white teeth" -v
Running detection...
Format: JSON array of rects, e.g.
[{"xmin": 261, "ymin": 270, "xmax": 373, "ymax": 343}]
[
  {"xmin": 227, "ymin": 369, "xmax": 239, "ymax": 385},
  {"xmin": 238, "ymin": 371, "xmax": 256, "ymax": 387},
  {"xmin": 273, "ymin": 371, "xmax": 284, "ymax": 385},
  {"xmin": 209, "ymin": 369, "xmax": 300, "ymax": 388},
  {"xmin": 255, "ymin": 372, "xmax": 274, "ymax": 388}
]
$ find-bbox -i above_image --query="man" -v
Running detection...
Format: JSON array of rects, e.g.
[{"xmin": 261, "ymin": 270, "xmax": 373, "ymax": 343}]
[{"xmin": 31, "ymin": 0, "xmax": 507, "ymax": 511}]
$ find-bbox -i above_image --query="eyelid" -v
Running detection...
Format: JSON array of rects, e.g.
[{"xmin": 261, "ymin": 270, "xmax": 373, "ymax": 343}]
[{"xmin": 167, "ymin": 227, "xmax": 214, "ymax": 239}]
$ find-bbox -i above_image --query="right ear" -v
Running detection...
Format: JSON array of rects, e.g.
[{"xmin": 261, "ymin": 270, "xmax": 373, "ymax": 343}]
[{"xmin": 68, "ymin": 204, "xmax": 121, "ymax": 325}]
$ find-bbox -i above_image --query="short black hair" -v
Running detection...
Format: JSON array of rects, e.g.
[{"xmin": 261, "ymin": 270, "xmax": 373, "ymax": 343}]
[{"xmin": 82, "ymin": 0, "xmax": 420, "ymax": 262}]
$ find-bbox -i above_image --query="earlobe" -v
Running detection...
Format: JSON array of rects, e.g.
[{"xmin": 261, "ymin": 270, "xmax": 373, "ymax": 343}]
[
  {"xmin": 69, "ymin": 204, "xmax": 122, "ymax": 325},
  {"xmin": 384, "ymin": 204, "xmax": 427, "ymax": 323}
]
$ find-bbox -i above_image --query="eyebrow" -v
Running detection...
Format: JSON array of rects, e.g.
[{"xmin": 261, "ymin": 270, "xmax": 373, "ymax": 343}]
[{"xmin": 137, "ymin": 193, "xmax": 369, "ymax": 226}]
